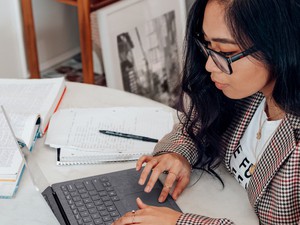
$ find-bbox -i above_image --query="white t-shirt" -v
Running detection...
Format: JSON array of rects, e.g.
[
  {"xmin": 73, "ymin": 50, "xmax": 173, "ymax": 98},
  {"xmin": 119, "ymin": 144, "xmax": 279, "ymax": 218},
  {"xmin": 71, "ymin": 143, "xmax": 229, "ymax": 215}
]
[{"xmin": 230, "ymin": 98, "xmax": 282, "ymax": 189}]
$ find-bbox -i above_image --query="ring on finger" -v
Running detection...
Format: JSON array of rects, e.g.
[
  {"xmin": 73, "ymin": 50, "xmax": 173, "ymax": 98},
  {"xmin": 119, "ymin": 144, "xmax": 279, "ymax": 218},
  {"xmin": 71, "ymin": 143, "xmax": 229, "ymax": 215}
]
[
  {"xmin": 132, "ymin": 212, "xmax": 136, "ymax": 223},
  {"xmin": 164, "ymin": 184, "xmax": 172, "ymax": 189}
]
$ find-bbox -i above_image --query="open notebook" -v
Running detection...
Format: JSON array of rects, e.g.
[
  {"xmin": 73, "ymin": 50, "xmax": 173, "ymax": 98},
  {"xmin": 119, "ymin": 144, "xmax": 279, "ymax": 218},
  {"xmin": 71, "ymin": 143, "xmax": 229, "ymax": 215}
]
[{"xmin": 46, "ymin": 107, "xmax": 174, "ymax": 165}]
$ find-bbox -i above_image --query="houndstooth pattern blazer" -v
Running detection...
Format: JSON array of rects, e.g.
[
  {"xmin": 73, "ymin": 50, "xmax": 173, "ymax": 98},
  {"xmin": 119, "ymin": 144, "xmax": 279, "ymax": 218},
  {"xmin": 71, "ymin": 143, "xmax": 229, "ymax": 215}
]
[{"xmin": 153, "ymin": 92, "xmax": 300, "ymax": 225}]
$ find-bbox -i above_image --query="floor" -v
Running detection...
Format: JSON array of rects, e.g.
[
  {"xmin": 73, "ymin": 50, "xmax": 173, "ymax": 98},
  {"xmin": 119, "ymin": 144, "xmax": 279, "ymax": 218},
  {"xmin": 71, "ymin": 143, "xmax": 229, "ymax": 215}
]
[{"xmin": 41, "ymin": 54, "xmax": 106, "ymax": 86}]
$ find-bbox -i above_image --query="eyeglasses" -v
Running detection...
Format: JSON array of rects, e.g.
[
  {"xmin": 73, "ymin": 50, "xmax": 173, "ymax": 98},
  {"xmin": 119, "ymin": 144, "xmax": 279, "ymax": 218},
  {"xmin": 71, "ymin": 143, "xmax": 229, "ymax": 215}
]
[{"xmin": 194, "ymin": 38, "xmax": 256, "ymax": 75}]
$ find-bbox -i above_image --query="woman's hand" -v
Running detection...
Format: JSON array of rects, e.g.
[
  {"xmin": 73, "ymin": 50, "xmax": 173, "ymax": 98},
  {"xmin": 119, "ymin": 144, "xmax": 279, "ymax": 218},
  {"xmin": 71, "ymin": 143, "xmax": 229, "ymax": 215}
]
[
  {"xmin": 136, "ymin": 153, "xmax": 191, "ymax": 202},
  {"xmin": 112, "ymin": 197, "xmax": 182, "ymax": 225}
]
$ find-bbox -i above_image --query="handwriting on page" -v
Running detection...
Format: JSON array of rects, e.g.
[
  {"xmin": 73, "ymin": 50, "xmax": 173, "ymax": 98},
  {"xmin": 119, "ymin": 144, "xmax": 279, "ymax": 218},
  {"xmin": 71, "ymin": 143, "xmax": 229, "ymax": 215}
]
[{"xmin": 46, "ymin": 108, "xmax": 174, "ymax": 154}]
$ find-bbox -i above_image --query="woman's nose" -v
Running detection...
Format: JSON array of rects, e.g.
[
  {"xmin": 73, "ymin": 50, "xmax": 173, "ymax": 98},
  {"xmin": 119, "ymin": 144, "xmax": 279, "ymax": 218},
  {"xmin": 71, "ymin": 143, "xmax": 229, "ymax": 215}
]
[{"xmin": 205, "ymin": 55, "xmax": 221, "ymax": 73}]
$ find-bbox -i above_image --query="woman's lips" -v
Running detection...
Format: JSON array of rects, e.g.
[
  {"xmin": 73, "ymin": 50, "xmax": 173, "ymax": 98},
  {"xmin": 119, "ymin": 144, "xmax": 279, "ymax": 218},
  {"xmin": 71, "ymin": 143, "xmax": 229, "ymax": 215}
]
[{"xmin": 214, "ymin": 81, "xmax": 228, "ymax": 90}]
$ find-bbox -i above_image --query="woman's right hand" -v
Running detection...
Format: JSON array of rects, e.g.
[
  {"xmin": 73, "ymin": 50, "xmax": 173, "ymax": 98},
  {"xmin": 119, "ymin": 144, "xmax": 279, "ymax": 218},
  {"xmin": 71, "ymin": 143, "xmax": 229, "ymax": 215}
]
[{"xmin": 136, "ymin": 153, "xmax": 191, "ymax": 203}]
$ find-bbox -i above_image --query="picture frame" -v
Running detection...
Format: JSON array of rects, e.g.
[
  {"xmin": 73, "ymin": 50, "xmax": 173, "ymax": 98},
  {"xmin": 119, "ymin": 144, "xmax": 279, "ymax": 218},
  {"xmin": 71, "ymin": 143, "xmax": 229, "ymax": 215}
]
[{"xmin": 96, "ymin": 0, "xmax": 187, "ymax": 107}]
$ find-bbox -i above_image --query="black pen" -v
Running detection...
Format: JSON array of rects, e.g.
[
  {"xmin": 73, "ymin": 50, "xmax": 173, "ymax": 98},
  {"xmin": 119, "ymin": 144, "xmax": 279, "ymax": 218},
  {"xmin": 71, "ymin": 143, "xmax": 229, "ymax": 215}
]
[{"xmin": 99, "ymin": 130, "xmax": 158, "ymax": 143}]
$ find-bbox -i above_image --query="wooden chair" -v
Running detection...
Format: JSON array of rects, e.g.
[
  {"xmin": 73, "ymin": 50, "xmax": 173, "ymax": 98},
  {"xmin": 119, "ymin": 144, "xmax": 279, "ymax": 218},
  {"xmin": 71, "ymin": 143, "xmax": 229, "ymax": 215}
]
[{"xmin": 20, "ymin": 0, "xmax": 120, "ymax": 84}]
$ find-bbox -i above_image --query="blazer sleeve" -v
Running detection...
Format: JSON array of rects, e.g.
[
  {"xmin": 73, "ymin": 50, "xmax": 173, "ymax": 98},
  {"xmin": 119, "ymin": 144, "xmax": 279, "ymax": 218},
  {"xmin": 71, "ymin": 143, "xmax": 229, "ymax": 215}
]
[
  {"xmin": 152, "ymin": 121, "xmax": 199, "ymax": 166},
  {"xmin": 177, "ymin": 213, "xmax": 235, "ymax": 225},
  {"xmin": 153, "ymin": 119, "xmax": 237, "ymax": 225}
]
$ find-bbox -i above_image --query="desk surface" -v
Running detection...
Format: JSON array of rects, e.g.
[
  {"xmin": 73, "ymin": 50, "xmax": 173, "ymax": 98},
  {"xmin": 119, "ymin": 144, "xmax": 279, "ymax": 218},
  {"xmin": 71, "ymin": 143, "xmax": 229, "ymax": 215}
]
[{"xmin": 0, "ymin": 82, "xmax": 258, "ymax": 225}]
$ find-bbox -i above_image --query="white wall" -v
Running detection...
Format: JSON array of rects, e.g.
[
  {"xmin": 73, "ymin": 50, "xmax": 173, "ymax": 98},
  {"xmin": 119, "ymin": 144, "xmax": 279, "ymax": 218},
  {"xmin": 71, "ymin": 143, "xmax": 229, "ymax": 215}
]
[
  {"xmin": 0, "ymin": 1, "xmax": 27, "ymax": 78},
  {"xmin": 32, "ymin": 0, "xmax": 80, "ymax": 71}
]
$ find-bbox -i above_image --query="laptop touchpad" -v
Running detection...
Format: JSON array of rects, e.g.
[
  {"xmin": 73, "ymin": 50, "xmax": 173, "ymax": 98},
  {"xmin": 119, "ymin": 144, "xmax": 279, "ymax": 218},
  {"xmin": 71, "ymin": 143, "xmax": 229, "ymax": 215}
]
[{"xmin": 120, "ymin": 188, "xmax": 175, "ymax": 211}]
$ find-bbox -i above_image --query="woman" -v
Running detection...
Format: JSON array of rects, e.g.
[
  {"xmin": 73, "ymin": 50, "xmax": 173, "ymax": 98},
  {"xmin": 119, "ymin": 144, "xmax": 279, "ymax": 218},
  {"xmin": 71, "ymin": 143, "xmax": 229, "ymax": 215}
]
[{"xmin": 113, "ymin": 0, "xmax": 300, "ymax": 224}]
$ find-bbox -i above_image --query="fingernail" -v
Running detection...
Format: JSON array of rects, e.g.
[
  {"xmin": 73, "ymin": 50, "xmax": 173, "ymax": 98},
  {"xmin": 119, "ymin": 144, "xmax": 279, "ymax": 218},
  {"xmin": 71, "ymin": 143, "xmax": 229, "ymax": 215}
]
[
  {"xmin": 144, "ymin": 186, "xmax": 151, "ymax": 192},
  {"xmin": 158, "ymin": 196, "xmax": 164, "ymax": 202}
]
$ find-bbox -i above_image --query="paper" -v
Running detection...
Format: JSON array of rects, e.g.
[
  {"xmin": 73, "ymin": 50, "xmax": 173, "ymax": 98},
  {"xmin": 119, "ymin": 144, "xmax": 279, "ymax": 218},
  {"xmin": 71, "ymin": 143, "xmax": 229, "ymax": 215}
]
[
  {"xmin": 0, "ymin": 111, "xmax": 24, "ymax": 180},
  {"xmin": 0, "ymin": 77, "xmax": 65, "ymax": 133},
  {"xmin": 0, "ymin": 106, "xmax": 25, "ymax": 198},
  {"xmin": 46, "ymin": 107, "xmax": 174, "ymax": 160}
]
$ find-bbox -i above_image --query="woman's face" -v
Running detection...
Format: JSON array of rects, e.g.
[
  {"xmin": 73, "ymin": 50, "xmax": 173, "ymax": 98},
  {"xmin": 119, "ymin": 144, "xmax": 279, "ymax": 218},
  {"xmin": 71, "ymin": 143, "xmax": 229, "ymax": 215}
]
[{"xmin": 202, "ymin": 0, "xmax": 273, "ymax": 99}]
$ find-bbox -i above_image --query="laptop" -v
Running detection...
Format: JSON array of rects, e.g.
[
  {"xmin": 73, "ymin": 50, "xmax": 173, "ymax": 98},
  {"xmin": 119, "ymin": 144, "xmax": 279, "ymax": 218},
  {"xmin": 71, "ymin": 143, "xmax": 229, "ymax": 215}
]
[{"xmin": 2, "ymin": 106, "xmax": 181, "ymax": 225}]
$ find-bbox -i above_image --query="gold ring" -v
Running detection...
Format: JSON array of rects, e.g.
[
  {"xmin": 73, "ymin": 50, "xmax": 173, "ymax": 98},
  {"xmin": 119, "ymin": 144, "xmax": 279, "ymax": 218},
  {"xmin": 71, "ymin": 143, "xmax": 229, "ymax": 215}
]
[
  {"xmin": 164, "ymin": 184, "xmax": 171, "ymax": 189},
  {"xmin": 131, "ymin": 210, "xmax": 135, "ymax": 214}
]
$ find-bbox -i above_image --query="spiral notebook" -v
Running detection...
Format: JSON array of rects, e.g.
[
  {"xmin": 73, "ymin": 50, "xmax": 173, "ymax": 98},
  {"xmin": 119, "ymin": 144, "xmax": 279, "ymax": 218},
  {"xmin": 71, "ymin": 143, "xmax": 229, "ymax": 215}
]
[{"xmin": 45, "ymin": 107, "xmax": 174, "ymax": 165}]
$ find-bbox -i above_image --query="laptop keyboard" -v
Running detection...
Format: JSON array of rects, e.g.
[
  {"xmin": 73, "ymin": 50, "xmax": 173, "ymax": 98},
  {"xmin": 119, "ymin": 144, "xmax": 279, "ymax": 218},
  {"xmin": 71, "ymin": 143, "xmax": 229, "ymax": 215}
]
[{"xmin": 60, "ymin": 176, "xmax": 121, "ymax": 225}]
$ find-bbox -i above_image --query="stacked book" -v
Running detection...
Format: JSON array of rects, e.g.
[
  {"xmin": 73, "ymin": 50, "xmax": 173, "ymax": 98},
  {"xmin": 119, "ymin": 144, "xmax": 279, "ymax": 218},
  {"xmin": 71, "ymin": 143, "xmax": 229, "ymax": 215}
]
[{"xmin": 0, "ymin": 77, "xmax": 66, "ymax": 198}]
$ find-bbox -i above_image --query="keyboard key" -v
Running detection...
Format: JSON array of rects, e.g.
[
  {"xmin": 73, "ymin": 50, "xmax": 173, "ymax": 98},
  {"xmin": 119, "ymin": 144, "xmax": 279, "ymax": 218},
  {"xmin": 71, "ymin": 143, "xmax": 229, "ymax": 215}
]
[
  {"xmin": 88, "ymin": 208, "xmax": 97, "ymax": 214},
  {"xmin": 81, "ymin": 193, "xmax": 89, "ymax": 199},
  {"xmin": 75, "ymin": 201, "xmax": 84, "ymax": 207},
  {"xmin": 112, "ymin": 216, "xmax": 120, "ymax": 221},
  {"xmin": 75, "ymin": 214, "xmax": 81, "ymax": 220},
  {"xmin": 110, "ymin": 211, "xmax": 119, "ymax": 217},
  {"xmin": 92, "ymin": 179, "xmax": 105, "ymax": 192},
  {"xmin": 97, "ymin": 205, "xmax": 106, "ymax": 211},
  {"xmin": 77, "ymin": 218, "xmax": 83, "ymax": 225},
  {"xmin": 107, "ymin": 206, "xmax": 116, "ymax": 212},
  {"xmin": 73, "ymin": 196, "xmax": 81, "ymax": 202},
  {"xmin": 91, "ymin": 213, "xmax": 100, "ymax": 219},
  {"xmin": 106, "ymin": 187, "xmax": 114, "ymax": 192},
  {"xmin": 102, "ymin": 182, "xmax": 111, "ymax": 187},
  {"xmin": 83, "ymin": 216, "xmax": 92, "ymax": 223},
  {"xmin": 89, "ymin": 190, "xmax": 98, "ymax": 196},
  {"xmin": 84, "ymin": 180, "xmax": 95, "ymax": 191},
  {"xmin": 61, "ymin": 185, "xmax": 67, "ymax": 191},
  {"xmin": 92, "ymin": 195, "xmax": 101, "ymax": 201},
  {"xmin": 108, "ymin": 191, "xmax": 116, "ymax": 197},
  {"xmin": 75, "ymin": 183, "xmax": 85, "ymax": 189},
  {"xmin": 104, "ymin": 201, "xmax": 113, "ymax": 207},
  {"xmin": 78, "ymin": 206, "xmax": 87, "ymax": 212},
  {"xmin": 78, "ymin": 188, "xmax": 87, "ymax": 194},
  {"xmin": 70, "ymin": 191, "xmax": 79, "ymax": 197},
  {"xmin": 99, "ymin": 191, "xmax": 107, "ymax": 197},
  {"xmin": 94, "ymin": 219, "xmax": 103, "ymax": 224},
  {"xmin": 66, "ymin": 195, "xmax": 71, "ymax": 200},
  {"xmin": 80, "ymin": 211, "xmax": 89, "ymax": 217},
  {"xmin": 83, "ymin": 198, "xmax": 93, "ymax": 204},
  {"xmin": 111, "ymin": 196, "xmax": 120, "ymax": 201},
  {"xmin": 67, "ymin": 184, "xmax": 76, "ymax": 192},
  {"xmin": 85, "ymin": 223, "xmax": 94, "ymax": 225},
  {"xmin": 100, "ymin": 177, "xmax": 108, "ymax": 182},
  {"xmin": 86, "ymin": 203, "xmax": 95, "ymax": 209},
  {"xmin": 101, "ymin": 196, "xmax": 110, "ymax": 202},
  {"xmin": 100, "ymin": 211, "xmax": 109, "ymax": 216},
  {"xmin": 94, "ymin": 200, "xmax": 103, "ymax": 205},
  {"xmin": 102, "ymin": 216, "xmax": 112, "ymax": 222}
]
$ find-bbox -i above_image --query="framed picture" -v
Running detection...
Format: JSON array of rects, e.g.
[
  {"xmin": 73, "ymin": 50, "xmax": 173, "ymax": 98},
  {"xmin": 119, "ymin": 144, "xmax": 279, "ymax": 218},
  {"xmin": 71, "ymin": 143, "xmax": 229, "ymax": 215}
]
[{"xmin": 96, "ymin": 0, "xmax": 187, "ymax": 107}]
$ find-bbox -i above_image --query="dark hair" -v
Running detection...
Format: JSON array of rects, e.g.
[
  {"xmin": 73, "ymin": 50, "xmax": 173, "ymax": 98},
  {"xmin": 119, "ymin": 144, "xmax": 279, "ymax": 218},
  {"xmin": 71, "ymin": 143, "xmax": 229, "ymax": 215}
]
[{"xmin": 178, "ymin": 0, "xmax": 300, "ymax": 176}]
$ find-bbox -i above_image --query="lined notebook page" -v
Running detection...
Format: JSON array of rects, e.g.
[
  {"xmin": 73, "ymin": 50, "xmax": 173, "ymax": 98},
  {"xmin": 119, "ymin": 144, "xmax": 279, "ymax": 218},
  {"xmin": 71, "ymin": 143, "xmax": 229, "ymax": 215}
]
[{"xmin": 46, "ymin": 107, "xmax": 174, "ymax": 155}]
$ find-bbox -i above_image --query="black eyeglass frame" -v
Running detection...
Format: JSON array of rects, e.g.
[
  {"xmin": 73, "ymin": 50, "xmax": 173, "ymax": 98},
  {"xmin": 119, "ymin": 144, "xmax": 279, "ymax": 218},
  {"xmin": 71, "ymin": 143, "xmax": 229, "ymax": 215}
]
[{"xmin": 194, "ymin": 38, "xmax": 257, "ymax": 75}]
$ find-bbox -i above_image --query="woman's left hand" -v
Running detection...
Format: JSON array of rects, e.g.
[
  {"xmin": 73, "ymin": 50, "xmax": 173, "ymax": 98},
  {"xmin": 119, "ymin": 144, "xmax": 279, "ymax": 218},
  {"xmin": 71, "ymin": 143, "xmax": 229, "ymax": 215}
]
[{"xmin": 112, "ymin": 197, "xmax": 182, "ymax": 225}]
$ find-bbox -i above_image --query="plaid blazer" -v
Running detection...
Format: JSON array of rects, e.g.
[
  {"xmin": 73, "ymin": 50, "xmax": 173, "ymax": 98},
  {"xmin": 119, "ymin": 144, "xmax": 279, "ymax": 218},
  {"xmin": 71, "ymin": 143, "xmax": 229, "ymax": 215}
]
[{"xmin": 154, "ymin": 92, "xmax": 300, "ymax": 225}]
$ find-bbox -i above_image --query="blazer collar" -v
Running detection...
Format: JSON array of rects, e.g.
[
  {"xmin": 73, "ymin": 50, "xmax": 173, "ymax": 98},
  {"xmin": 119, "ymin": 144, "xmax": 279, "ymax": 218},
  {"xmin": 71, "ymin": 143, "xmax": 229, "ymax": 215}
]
[
  {"xmin": 247, "ymin": 114, "xmax": 297, "ymax": 209},
  {"xmin": 223, "ymin": 92, "xmax": 300, "ymax": 208}
]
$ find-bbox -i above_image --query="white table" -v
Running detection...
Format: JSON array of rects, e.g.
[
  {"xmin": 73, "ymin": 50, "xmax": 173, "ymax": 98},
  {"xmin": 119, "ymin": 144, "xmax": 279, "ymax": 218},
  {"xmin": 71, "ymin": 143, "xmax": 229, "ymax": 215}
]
[{"xmin": 0, "ymin": 82, "xmax": 259, "ymax": 225}]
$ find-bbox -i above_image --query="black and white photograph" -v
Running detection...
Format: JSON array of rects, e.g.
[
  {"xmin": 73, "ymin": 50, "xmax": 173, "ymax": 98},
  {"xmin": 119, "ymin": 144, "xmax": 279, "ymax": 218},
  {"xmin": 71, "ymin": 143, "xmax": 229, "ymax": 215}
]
[
  {"xmin": 97, "ymin": 0, "xmax": 186, "ymax": 107},
  {"xmin": 116, "ymin": 11, "xmax": 180, "ymax": 107}
]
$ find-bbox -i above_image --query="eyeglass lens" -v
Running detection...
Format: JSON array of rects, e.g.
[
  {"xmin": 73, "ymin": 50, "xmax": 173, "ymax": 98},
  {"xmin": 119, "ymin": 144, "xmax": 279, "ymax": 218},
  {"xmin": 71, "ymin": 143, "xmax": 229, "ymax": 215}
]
[{"xmin": 198, "ymin": 41, "xmax": 231, "ymax": 74}]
